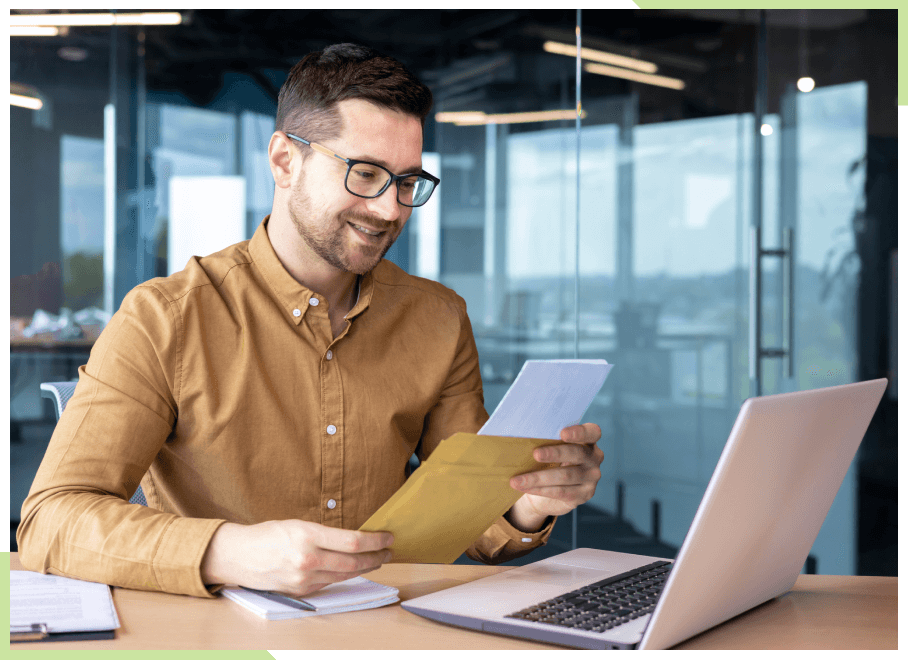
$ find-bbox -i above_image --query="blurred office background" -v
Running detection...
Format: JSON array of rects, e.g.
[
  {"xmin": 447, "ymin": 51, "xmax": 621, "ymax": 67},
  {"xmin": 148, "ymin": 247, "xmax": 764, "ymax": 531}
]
[{"xmin": 10, "ymin": 9, "xmax": 897, "ymax": 576}]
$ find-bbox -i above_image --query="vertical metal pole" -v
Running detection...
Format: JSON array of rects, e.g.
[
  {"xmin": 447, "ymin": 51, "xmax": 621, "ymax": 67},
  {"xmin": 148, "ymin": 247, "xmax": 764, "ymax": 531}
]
[
  {"xmin": 779, "ymin": 85, "xmax": 798, "ymax": 381},
  {"xmin": 696, "ymin": 339, "xmax": 704, "ymax": 481},
  {"xmin": 484, "ymin": 122, "xmax": 498, "ymax": 327},
  {"xmin": 784, "ymin": 228, "xmax": 795, "ymax": 378},
  {"xmin": 103, "ymin": 20, "xmax": 118, "ymax": 315},
  {"xmin": 572, "ymin": 7, "xmax": 582, "ymax": 551},
  {"xmin": 574, "ymin": 11, "xmax": 582, "ymax": 364},
  {"xmin": 749, "ymin": 226, "xmax": 761, "ymax": 394},
  {"xmin": 136, "ymin": 29, "xmax": 147, "ymax": 284},
  {"xmin": 749, "ymin": 11, "xmax": 767, "ymax": 397}
]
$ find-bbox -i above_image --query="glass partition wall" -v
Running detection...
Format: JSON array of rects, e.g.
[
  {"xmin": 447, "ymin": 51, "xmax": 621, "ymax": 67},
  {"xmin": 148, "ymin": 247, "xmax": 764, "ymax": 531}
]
[
  {"xmin": 10, "ymin": 10, "xmax": 889, "ymax": 575},
  {"xmin": 421, "ymin": 11, "xmax": 872, "ymax": 573}
]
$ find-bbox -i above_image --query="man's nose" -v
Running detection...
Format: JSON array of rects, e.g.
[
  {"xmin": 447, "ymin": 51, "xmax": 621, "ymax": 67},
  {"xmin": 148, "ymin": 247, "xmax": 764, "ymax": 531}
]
[{"xmin": 363, "ymin": 182, "xmax": 403, "ymax": 223}]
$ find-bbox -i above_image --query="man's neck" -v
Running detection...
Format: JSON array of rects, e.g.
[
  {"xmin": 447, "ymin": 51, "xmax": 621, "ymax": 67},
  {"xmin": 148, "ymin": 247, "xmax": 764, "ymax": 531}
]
[{"xmin": 266, "ymin": 213, "xmax": 359, "ymax": 317}]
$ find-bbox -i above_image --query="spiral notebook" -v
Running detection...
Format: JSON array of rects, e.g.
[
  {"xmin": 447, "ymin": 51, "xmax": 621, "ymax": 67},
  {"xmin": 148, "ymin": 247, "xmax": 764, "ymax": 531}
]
[{"xmin": 222, "ymin": 577, "xmax": 399, "ymax": 620}]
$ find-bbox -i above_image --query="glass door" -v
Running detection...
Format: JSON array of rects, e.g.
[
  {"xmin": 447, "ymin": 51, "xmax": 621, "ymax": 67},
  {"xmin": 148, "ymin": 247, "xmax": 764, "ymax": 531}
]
[
  {"xmin": 753, "ymin": 80, "xmax": 867, "ymax": 575},
  {"xmin": 584, "ymin": 109, "xmax": 753, "ymax": 556}
]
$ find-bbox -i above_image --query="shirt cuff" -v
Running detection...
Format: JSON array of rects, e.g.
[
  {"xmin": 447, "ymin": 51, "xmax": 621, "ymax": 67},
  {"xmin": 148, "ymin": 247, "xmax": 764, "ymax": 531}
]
[
  {"xmin": 152, "ymin": 517, "xmax": 227, "ymax": 598},
  {"xmin": 466, "ymin": 514, "xmax": 557, "ymax": 565}
]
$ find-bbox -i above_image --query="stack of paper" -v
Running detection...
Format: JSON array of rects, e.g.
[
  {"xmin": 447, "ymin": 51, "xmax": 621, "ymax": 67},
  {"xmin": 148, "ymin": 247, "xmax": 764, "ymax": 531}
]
[{"xmin": 221, "ymin": 577, "xmax": 399, "ymax": 620}]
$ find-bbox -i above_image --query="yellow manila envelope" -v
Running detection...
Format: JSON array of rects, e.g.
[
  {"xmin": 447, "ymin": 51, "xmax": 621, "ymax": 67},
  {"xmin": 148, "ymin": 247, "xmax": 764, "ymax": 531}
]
[{"xmin": 359, "ymin": 432, "xmax": 561, "ymax": 564}]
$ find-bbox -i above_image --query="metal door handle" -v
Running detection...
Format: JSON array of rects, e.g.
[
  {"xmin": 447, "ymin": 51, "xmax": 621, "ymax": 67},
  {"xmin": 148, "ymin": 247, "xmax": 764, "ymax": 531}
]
[
  {"xmin": 783, "ymin": 227, "xmax": 795, "ymax": 378},
  {"xmin": 750, "ymin": 226, "xmax": 796, "ymax": 386}
]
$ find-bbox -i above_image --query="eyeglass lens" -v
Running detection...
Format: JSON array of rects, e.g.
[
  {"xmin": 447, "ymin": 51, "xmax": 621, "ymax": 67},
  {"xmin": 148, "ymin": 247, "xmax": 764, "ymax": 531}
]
[{"xmin": 347, "ymin": 162, "xmax": 435, "ymax": 207}]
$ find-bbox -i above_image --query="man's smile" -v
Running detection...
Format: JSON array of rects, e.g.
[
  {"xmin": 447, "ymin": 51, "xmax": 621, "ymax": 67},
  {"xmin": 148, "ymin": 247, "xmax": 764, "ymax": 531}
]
[{"xmin": 350, "ymin": 222, "xmax": 383, "ymax": 237}]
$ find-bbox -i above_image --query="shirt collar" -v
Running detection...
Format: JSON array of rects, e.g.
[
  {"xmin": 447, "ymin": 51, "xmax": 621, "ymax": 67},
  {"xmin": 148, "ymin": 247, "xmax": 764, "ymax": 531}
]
[
  {"xmin": 347, "ymin": 271, "xmax": 374, "ymax": 321},
  {"xmin": 249, "ymin": 216, "xmax": 374, "ymax": 324}
]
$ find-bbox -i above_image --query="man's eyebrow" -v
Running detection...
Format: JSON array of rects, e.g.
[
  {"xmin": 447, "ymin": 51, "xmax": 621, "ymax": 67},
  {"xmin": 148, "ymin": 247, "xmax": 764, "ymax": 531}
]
[{"xmin": 353, "ymin": 152, "xmax": 423, "ymax": 175}]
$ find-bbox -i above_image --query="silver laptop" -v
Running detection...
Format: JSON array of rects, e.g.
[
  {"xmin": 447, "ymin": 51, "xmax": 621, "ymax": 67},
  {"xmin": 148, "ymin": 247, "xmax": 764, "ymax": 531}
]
[{"xmin": 402, "ymin": 379, "xmax": 888, "ymax": 649}]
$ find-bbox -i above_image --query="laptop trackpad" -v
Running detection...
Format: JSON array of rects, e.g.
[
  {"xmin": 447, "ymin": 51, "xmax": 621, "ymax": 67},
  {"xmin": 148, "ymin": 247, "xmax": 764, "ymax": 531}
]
[{"xmin": 497, "ymin": 563, "xmax": 605, "ymax": 585}]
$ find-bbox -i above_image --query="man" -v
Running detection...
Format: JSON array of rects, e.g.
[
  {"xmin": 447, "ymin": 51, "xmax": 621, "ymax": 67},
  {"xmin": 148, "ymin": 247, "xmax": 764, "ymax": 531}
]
[{"xmin": 19, "ymin": 44, "xmax": 603, "ymax": 598}]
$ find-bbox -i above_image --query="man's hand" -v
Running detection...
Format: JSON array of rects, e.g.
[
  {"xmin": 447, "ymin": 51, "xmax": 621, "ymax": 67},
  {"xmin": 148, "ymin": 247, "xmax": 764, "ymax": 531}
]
[
  {"xmin": 200, "ymin": 519, "xmax": 394, "ymax": 597},
  {"xmin": 506, "ymin": 422, "xmax": 603, "ymax": 533}
]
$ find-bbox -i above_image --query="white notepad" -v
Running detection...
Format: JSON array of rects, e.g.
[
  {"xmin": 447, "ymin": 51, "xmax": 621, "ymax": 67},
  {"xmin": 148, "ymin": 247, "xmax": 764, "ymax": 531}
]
[{"xmin": 222, "ymin": 577, "xmax": 399, "ymax": 620}]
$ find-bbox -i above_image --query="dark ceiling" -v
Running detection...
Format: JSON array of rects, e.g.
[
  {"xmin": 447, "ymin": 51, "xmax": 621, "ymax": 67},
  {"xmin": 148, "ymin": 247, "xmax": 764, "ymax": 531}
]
[{"xmin": 10, "ymin": 9, "xmax": 892, "ymax": 124}]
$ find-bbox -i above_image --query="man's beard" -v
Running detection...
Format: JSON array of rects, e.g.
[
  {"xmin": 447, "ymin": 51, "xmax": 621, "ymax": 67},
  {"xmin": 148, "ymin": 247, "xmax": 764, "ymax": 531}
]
[{"xmin": 287, "ymin": 185, "xmax": 400, "ymax": 275}]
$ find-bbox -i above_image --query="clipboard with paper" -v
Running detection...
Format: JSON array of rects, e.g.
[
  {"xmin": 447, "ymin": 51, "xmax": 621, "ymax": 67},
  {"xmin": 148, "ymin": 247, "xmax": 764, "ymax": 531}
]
[{"xmin": 359, "ymin": 359, "xmax": 613, "ymax": 563}]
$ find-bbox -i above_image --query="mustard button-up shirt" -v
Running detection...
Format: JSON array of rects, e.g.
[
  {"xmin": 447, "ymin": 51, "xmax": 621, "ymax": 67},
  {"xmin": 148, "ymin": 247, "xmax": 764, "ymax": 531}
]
[{"xmin": 18, "ymin": 219, "xmax": 553, "ymax": 597}]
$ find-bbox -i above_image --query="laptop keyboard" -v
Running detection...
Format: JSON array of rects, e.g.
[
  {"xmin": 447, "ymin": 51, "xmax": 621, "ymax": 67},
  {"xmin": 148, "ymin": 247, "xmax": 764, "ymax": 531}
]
[{"xmin": 505, "ymin": 560, "xmax": 672, "ymax": 633}]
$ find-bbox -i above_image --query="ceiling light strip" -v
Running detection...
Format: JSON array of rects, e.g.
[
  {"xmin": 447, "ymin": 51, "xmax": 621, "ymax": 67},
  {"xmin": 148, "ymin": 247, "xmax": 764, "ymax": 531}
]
[
  {"xmin": 543, "ymin": 40, "xmax": 658, "ymax": 74},
  {"xmin": 10, "ymin": 12, "xmax": 183, "ymax": 27},
  {"xmin": 437, "ymin": 109, "xmax": 583, "ymax": 126},
  {"xmin": 11, "ymin": 93, "xmax": 44, "ymax": 110},
  {"xmin": 11, "ymin": 81, "xmax": 45, "ymax": 110},
  {"xmin": 10, "ymin": 26, "xmax": 60, "ymax": 36},
  {"xmin": 584, "ymin": 62, "xmax": 685, "ymax": 90}
]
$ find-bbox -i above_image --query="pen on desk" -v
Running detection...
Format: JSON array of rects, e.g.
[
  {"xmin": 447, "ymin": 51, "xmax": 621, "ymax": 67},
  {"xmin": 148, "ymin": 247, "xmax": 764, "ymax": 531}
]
[{"xmin": 245, "ymin": 589, "xmax": 317, "ymax": 611}]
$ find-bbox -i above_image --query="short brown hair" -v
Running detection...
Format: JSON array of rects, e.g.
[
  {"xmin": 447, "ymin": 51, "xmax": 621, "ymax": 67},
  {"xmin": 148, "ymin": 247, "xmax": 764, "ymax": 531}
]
[{"xmin": 275, "ymin": 43, "xmax": 433, "ymax": 148}]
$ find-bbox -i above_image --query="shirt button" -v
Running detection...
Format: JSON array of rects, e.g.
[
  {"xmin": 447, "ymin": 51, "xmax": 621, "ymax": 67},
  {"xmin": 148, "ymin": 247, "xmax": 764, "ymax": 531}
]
[
  {"xmin": 309, "ymin": 297, "xmax": 319, "ymax": 306},
  {"xmin": 292, "ymin": 308, "xmax": 301, "ymax": 317},
  {"xmin": 327, "ymin": 425, "xmax": 337, "ymax": 435},
  {"xmin": 326, "ymin": 350, "xmax": 333, "ymax": 360},
  {"xmin": 327, "ymin": 499, "xmax": 337, "ymax": 510}
]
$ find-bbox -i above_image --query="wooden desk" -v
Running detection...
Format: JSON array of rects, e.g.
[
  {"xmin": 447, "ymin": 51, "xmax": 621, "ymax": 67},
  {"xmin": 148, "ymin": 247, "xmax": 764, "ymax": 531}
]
[{"xmin": 9, "ymin": 554, "xmax": 896, "ymax": 650}]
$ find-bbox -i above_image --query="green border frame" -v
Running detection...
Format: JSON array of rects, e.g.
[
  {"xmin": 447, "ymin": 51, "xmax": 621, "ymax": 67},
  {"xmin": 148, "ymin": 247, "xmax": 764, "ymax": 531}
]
[{"xmin": 5, "ymin": 4, "xmax": 901, "ymax": 657}]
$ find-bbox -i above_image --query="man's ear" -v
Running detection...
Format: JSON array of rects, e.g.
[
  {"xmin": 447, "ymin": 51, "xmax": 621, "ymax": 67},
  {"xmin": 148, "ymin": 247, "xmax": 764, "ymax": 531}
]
[{"xmin": 268, "ymin": 132, "xmax": 295, "ymax": 190}]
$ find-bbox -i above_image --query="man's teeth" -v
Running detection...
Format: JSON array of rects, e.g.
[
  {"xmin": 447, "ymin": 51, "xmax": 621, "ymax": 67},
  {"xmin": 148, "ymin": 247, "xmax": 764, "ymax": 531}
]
[{"xmin": 352, "ymin": 224, "xmax": 381, "ymax": 236}]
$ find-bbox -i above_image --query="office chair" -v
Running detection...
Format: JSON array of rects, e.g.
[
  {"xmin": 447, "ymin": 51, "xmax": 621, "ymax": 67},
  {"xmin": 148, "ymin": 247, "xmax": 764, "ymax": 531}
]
[{"xmin": 39, "ymin": 381, "xmax": 148, "ymax": 506}]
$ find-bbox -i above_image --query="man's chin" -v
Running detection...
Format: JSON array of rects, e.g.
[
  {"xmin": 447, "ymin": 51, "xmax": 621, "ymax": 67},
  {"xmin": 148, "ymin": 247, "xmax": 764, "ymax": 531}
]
[
  {"xmin": 343, "ymin": 246, "xmax": 390, "ymax": 274},
  {"xmin": 345, "ymin": 233, "xmax": 398, "ymax": 271}
]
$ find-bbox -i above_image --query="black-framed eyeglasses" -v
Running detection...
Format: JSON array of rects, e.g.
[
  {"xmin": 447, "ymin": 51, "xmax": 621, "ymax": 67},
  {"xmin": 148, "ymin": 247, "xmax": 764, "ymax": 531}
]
[{"xmin": 285, "ymin": 133, "xmax": 439, "ymax": 208}]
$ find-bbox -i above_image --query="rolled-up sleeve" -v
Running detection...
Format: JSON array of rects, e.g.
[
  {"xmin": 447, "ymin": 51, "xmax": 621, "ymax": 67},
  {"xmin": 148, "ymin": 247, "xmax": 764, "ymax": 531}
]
[
  {"xmin": 466, "ymin": 515, "xmax": 556, "ymax": 564},
  {"xmin": 17, "ymin": 285, "xmax": 225, "ymax": 597}
]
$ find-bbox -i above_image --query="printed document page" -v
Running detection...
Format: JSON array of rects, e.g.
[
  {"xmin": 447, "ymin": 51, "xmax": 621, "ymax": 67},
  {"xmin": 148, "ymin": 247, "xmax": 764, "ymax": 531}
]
[
  {"xmin": 10, "ymin": 571, "xmax": 120, "ymax": 634},
  {"xmin": 479, "ymin": 359, "xmax": 612, "ymax": 439}
]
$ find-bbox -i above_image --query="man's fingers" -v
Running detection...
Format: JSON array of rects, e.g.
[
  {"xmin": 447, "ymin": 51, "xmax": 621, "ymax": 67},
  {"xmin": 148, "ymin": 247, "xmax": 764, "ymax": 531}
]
[
  {"xmin": 534, "ymin": 442, "xmax": 603, "ymax": 466},
  {"xmin": 324, "ymin": 547, "xmax": 393, "ymax": 572},
  {"xmin": 512, "ymin": 464, "xmax": 600, "ymax": 490},
  {"xmin": 315, "ymin": 526, "xmax": 394, "ymax": 554},
  {"xmin": 559, "ymin": 422, "xmax": 601, "ymax": 444},
  {"xmin": 288, "ymin": 547, "xmax": 391, "ymax": 589},
  {"xmin": 286, "ymin": 560, "xmax": 382, "ymax": 597}
]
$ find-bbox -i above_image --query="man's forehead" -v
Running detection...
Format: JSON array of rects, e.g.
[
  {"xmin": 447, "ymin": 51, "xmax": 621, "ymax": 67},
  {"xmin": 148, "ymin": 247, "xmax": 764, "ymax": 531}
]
[
  {"xmin": 337, "ymin": 97, "xmax": 413, "ymax": 119},
  {"xmin": 335, "ymin": 99, "xmax": 423, "ymax": 170}
]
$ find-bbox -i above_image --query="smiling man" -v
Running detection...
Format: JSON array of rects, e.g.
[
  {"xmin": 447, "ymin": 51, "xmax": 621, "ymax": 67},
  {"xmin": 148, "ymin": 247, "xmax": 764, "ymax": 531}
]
[{"xmin": 18, "ymin": 44, "xmax": 603, "ymax": 598}]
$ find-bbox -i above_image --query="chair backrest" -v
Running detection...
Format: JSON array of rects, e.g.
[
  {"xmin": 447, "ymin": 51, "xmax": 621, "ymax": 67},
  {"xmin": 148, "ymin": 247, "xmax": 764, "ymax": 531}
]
[
  {"xmin": 39, "ymin": 381, "xmax": 77, "ymax": 420},
  {"xmin": 39, "ymin": 381, "xmax": 147, "ymax": 506}
]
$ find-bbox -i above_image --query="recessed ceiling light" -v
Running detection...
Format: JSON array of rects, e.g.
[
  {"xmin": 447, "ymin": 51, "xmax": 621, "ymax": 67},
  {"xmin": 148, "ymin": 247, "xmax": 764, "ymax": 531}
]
[
  {"xmin": 694, "ymin": 38, "xmax": 723, "ymax": 52},
  {"xmin": 58, "ymin": 46, "xmax": 88, "ymax": 62}
]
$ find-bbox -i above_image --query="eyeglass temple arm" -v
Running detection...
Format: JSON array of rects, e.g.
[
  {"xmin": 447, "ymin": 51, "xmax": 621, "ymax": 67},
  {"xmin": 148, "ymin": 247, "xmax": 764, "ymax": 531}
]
[
  {"xmin": 309, "ymin": 143, "xmax": 346, "ymax": 162},
  {"xmin": 285, "ymin": 133, "xmax": 347, "ymax": 164}
]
